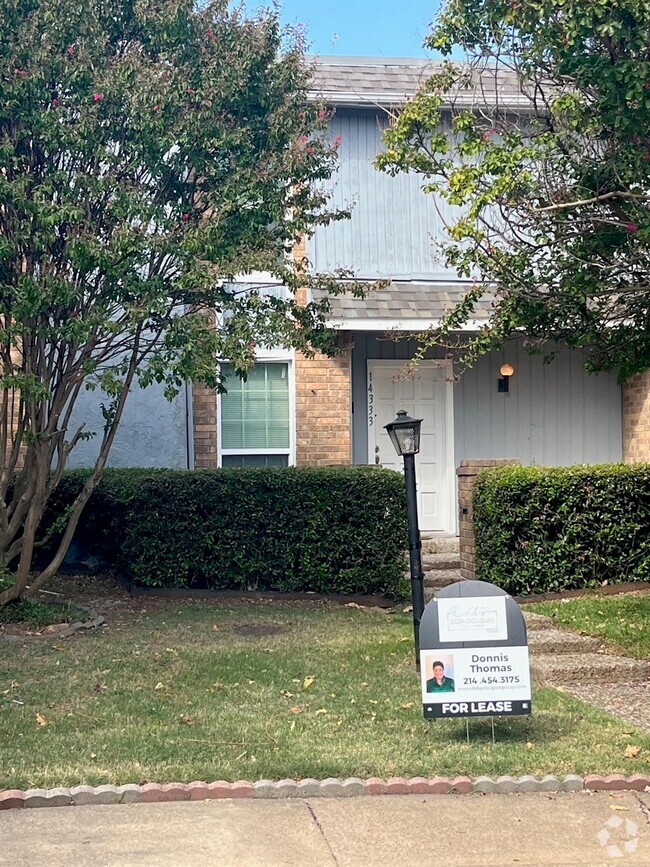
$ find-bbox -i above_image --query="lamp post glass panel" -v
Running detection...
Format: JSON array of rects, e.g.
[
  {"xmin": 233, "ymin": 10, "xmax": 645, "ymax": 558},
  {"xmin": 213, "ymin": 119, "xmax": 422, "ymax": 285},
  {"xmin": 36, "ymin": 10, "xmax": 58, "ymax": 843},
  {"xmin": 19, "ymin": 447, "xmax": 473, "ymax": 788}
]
[{"xmin": 384, "ymin": 410, "xmax": 425, "ymax": 668}]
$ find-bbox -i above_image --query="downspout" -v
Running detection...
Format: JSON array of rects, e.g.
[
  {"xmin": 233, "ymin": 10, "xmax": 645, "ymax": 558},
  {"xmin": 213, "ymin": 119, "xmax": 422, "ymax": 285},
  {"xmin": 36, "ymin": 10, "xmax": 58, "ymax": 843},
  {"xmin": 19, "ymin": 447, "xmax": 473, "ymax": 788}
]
[{"xmin": 185, "ymin": 380, "xmax": 195, "ymax": 470}]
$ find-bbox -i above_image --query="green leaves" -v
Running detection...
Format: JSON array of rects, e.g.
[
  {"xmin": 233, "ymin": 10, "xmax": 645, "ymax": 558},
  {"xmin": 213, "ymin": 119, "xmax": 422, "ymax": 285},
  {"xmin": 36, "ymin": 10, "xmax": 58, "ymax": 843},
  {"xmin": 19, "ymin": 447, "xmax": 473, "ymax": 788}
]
[
  {"xmin": 41, "ymin": 467, "xmax": 409, "ymax": 597},
  {"xmin": 377, "ymin": 0, "xmax": 650, "ymax": 381},
  {"xmin": 474, "ymin": 464, "xmax": 650, "ymax": 595}
]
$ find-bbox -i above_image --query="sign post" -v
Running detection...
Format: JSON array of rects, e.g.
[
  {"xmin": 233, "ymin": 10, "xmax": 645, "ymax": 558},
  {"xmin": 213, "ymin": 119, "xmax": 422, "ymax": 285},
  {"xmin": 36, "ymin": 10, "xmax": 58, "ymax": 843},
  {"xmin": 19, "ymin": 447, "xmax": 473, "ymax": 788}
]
[{"xmin": 419, "ymin": 579, "xmax": 531, "ymax": 720}]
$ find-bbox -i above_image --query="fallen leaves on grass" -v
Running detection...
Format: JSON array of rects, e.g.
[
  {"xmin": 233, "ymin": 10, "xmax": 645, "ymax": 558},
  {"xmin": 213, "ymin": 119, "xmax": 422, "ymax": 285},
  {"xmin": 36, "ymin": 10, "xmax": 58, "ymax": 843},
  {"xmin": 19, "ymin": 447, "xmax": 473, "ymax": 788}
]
[
  {"xmin": 290, "ymin": 706, "xmax": 302, "ymax": 714},
  {"xmin": 401, "ymin": 702, "xmax": 414, "ymax": 709},
  {"xmin": 624, "ymin": 744, "xmax": 642, "ymax": 758},
  {"xmin": 610, "ymin": 805, "xmax": 630, "ymax": 812},
  {"xmin": 181, "ymin": 714, "xmax": 197, "ymax": 726},
  {"xmin": 35, "ymin": 713, "xmax": 48, "ymax": 727},
  {"xmin": 315, "ymin": 709, "xmax": 328, "ymax": 716},
  {"xmin": 280, "ymin": 690, "xmax": 294, "ymax": 698},
  {"xmin": 302, "ymin": 676, "xmax": 315, "ymax": 689}
]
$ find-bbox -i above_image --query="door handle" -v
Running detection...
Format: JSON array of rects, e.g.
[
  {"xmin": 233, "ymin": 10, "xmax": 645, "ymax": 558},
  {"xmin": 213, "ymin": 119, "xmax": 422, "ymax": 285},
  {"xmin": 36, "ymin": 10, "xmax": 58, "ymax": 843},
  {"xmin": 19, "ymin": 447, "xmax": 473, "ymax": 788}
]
[{"xmin": 375, "ymin": 456, "xmax": 380, "ymax": 465}]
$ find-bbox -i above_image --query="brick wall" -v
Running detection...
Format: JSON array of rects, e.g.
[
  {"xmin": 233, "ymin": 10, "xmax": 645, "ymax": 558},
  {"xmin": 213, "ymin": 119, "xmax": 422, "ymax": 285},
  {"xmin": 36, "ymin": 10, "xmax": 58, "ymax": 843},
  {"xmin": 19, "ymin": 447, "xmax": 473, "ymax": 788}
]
[
  {"xmin": 457, "ymin": 459, "xmax": 521, "ymax": 580},
  {"xmin": 293, "ymin": 234, "xmax": 352, "ymax": 466},
  {"xmin": 192, "ymin": 382, "xmax": 218, "ymax": 468},
  {"xmin": 191, "ymin": 308, "xmax": 218, "ymax": 469},
  {"xmin": 295, "ymin": 339, "xmax": 352, "ymax": 466},
  {"xmin": 622, "ymin": 371, "xmax": 650, "ymax": 462}
]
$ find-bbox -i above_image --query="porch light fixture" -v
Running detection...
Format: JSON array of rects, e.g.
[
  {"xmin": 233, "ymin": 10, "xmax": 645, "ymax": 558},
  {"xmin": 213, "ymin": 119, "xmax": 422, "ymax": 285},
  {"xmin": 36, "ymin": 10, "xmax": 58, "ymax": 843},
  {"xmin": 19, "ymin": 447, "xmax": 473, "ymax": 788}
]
[
  {"xmin": 384, "ymin": 409, "xmax": 422, "ymax": 456},
  {"xmin": 384, "ymin": 410, "xmax": 425, "ymax": 669},
  {"xmin": 498, "ymin": 363, "xmax": 515, "ymax": 393}
]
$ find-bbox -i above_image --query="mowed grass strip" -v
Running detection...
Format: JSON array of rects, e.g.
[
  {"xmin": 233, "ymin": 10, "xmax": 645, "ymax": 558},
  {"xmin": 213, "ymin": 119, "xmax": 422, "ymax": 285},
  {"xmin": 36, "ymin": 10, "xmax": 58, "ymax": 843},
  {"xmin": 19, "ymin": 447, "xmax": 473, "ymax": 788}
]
[
  {"xmin": 527, "ymin": 592, "xmax": 650, "ymax": 659},
  {"xmin": 2, "ymin": 599, "xmax": 650, "ymax": 790}
]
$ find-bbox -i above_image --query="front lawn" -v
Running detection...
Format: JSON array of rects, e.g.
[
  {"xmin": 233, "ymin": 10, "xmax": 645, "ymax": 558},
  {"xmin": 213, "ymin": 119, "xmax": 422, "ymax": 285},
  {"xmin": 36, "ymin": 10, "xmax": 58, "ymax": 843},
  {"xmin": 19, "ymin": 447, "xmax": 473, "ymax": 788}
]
[
  {"xmin": 2, "ymin": 582, "xmax": 649, "ymax": 790},
  {"xmin": 527, "ymin": 592, "xmax": 650, "ymax": 659}
]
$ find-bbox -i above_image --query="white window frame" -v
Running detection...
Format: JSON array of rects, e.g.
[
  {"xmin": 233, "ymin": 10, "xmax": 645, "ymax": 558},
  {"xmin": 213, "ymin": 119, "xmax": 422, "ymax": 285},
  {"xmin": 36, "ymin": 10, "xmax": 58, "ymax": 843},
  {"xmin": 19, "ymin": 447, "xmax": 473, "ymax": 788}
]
[{"xmin": 217, "ymin": 351, "xmax": 296, "ymax": 468}]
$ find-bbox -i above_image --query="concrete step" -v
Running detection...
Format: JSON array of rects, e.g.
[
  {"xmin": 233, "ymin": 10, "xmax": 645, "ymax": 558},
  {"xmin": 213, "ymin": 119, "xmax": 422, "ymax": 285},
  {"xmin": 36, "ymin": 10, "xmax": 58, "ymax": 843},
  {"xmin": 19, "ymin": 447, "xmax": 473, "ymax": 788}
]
[
  {"xmin": 421, "ymin": 535, "xmax": 459, "ymax": 555},
  {"xmin": 423, "ymin": 573, "xmax": 465, "ymax": 602},
  {"xmin": 523, "ymin": 611, "xmax": 556, "ymax": 632},
  {"xmin": 527, "ymin": 628, "xmax": 603, "ymax": 656},
  {"xmin": 531, "ymin": 652, "xmax": 650, "ymax": 686},
  {"xmin": 423, "ymin": 569, "xmax": 464, "ymax": 590},
  {"xmin": 422, "ymin": 552, "xmax": 460, "ymax": 571}
]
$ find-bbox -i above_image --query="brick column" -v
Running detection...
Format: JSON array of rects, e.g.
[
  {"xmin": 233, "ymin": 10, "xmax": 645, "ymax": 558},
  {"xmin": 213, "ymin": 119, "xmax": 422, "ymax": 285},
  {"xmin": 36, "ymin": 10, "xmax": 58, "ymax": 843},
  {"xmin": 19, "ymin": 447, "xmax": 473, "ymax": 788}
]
[
  {"xmin": 622, "ymin": 371, "xmax": 650, "ymax": 462},
  {"xmin": 292, "ymin": 234, "xmax": 352, "ymax": 466},
  {"xmin": 295, "ymin": 337, "xmax": 351, "ymax": 466},
  {"xmin": 191, "ymin": 382, "xmax": 218, "ymax": 468},
  {"xmin": 457, "ymin": 459, "xmax": 520, "ymax": 580},
  {"xmin": 191, "ymin": 308, "xmax": 218, "ymax": 469}
]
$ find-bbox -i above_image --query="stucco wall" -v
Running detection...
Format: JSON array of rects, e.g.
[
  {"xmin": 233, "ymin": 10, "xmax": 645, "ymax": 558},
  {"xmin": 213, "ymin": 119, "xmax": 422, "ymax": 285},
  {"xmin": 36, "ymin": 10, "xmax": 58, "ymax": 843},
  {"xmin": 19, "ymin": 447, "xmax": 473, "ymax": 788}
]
[{"xmin": 67, "ymin": 381, "xmax": 189, "ymax": 469}]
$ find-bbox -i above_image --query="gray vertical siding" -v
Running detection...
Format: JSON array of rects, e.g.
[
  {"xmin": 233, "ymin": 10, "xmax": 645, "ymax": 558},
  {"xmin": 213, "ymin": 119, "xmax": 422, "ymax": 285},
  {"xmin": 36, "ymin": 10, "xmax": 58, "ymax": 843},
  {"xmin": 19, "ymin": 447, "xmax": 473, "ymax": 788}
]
[
  {"xmin": 351, "ymin": 334, "xmax": 622, "ymax": 467},
  {"xmin": 67, "ymin": 381, "xmax": 189, "ymax": 470},
  {"xmin": 309, "ymin": 109, "xmax": 458, "ymax": 279},
  {"xmin": 454, "ymin": 340, "xmax": 622, "ymax": 465}
]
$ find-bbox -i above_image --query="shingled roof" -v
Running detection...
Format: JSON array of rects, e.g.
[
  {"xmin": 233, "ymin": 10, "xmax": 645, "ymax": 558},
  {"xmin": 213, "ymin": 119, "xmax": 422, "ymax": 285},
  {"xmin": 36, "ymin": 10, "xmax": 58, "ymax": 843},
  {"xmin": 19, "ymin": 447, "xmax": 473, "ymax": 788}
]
[
  {"xmin": 313, "ymin": 281, "xmax": 494, "ymax": 328},
  {"xmin": 310, "ymin": 56, "xmax": 528, "ymax": 109}
]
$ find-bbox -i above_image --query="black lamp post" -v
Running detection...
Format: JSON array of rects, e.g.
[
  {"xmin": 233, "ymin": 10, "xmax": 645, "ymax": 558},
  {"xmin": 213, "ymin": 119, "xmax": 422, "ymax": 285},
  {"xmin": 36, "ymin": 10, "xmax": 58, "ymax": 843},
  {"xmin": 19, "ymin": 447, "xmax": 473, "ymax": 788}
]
[{"xmin": 384, "ymin": 409, "xmax": 425, "ymax": 669}]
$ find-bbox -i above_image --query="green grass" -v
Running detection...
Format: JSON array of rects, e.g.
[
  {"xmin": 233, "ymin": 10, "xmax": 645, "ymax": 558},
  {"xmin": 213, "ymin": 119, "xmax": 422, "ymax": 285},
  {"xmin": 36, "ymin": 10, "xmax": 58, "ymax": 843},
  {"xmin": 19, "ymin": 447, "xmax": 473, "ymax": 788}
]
[
  {"xmin": 0, "ymin": 597, "xmax": 87, "ymax": 629},
  {"xmin": 2, "ymin": 595, "xmax": 650, "ymax": 790},
  {"xmin": 527, "ymin": 593, "xmax": 650, "ymax": 659}
]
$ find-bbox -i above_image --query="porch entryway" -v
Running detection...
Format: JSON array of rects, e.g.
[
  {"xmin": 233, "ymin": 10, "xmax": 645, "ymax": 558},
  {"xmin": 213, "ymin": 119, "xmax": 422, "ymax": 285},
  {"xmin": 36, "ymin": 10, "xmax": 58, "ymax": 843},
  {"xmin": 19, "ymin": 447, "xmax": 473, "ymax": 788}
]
[{"xmin": 366, "ymin": 360, "xmax": 455, "ymax": 534}]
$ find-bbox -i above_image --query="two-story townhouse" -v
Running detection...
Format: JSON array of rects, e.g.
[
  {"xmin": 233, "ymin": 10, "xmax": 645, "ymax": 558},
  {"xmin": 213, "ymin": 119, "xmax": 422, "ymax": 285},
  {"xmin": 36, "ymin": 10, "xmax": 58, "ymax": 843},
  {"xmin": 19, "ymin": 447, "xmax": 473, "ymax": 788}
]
[{"xmin": 70, "ymin": 57, "xmax": 650, "ymax": 537}]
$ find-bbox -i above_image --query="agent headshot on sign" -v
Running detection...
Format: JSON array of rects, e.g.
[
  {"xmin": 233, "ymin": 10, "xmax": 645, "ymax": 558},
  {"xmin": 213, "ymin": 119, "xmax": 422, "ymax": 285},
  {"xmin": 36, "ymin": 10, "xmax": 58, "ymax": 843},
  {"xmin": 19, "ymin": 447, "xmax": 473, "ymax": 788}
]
[{"xmin": 426, "ymin": 660, "xmax": 455, "ymax": 693}]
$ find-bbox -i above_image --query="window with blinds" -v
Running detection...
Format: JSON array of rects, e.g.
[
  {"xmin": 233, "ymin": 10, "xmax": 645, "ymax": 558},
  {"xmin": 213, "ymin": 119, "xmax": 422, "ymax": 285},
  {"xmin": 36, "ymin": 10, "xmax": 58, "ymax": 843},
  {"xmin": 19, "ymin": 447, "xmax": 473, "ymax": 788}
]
[{"xmin": 220, "ymin": 362, "xmax": 291, "ymax": 467}]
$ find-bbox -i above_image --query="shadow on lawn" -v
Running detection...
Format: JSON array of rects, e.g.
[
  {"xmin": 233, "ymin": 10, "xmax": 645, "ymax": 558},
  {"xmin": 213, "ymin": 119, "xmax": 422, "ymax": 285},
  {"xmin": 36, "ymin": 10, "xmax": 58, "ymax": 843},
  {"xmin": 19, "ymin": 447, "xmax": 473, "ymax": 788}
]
[{"xmin": 438, "ymin": 710, "xmax": 574, "ymax": 746}]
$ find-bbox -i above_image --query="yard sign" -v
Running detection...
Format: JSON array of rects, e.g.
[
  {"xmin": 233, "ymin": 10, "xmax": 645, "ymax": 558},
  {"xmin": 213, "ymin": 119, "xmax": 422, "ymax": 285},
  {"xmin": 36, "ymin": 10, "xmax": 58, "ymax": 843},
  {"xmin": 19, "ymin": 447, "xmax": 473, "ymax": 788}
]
[{"xmin": 419, "ymin": 579, "xmax": 532, "ymax": 719}]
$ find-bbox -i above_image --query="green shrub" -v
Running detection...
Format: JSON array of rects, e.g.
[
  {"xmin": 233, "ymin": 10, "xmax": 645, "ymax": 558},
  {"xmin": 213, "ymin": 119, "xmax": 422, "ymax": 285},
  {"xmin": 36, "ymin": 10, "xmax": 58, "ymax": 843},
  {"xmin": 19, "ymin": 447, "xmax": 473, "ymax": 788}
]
[
  {"xmin": 473, "ymin": 464, "xmax": 650, "ymax": 595},
  {"xmin": 42, "ymin": 467, "xmax": 409, "ymax": 597}
]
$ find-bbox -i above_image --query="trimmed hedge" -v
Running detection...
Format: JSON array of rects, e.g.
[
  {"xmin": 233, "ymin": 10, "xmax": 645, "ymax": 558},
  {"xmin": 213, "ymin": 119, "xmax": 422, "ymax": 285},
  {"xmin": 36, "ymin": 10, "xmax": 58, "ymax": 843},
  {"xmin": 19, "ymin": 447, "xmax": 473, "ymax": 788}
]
[
  {"xmin": 473, "ymin": 464, "xmax": 650, "ymax": 596},
  {"xmin": 43, "ymin": 467, "xmax": 409, "ymax": 597}
]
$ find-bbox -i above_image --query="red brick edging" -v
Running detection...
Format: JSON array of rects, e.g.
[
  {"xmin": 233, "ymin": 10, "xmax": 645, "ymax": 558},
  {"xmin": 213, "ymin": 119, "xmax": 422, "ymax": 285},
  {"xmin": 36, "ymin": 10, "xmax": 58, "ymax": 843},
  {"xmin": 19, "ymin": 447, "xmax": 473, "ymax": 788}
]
[{"xmin": 1, "ymin": 774, "xmax": 649, "ymax": 809}]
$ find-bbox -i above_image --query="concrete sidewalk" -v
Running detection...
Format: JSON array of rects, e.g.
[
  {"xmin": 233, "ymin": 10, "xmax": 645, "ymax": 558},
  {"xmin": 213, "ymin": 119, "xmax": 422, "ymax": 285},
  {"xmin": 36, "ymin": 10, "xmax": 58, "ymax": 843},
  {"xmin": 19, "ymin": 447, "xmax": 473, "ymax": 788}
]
[{"xmin": 1, "ymin": 791, "xmax": 649, "ymax": 866}]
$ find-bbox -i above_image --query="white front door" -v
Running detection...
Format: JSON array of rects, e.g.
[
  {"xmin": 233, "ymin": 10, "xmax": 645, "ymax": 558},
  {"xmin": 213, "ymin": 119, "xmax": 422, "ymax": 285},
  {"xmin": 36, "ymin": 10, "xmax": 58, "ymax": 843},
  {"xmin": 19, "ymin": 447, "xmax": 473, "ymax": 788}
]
[{"xmin": 367, "ymin": 361, "xmax": 455, "ymax": 534}]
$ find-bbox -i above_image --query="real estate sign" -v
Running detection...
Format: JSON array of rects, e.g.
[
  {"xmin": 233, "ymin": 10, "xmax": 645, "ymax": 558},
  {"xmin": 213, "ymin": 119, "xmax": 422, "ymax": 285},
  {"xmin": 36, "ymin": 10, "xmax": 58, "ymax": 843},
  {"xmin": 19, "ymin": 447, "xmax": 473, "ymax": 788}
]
[{"xmin": 419, "ymin": 580, "xmax": 532, "ymax": 719}]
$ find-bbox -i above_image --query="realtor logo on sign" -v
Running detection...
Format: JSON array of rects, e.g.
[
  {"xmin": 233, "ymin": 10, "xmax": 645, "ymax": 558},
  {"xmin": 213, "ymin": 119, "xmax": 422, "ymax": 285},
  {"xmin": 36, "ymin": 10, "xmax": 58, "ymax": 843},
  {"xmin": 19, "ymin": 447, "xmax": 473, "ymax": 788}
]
[{"xmin": 438, "ymin": 596, "xmax": 507, "ymax": 643}]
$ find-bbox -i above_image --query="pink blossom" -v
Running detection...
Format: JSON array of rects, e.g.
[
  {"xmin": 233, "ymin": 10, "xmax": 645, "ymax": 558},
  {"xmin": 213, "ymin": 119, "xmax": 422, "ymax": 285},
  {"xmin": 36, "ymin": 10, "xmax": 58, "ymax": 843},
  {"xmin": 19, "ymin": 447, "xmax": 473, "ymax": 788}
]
[
  {"xmin": 481, "ymin": 128, "xmax": 496, "ymax": 141},
  {"xmin": 92, "ymin": 93, "xmax": 103, "ymax": 102},
  {"xmin": 14, "ymin": 68, "xmax": 28, "ymax": 78},
  {"xmin": 51, "ymin": 98, "xmax": 60, "ymax": 107},
  {"xmin": 153, "ymin": 105, "xmax": 160, "ymax": 112},
  {"xmin": 67, "ymin": 45, "xmax": 75, "ymax": 55},
  {"xmin": 333, "ymin": 134, "xmax": 342, "ymax": 146},
  {"xmin": 626, "ymin": 222, "xmax": 638, "ymax": 233},
  {"xmin": 182, "ymin": 212, "xmax": 190, "ymax": 222},
  {"xmin": 298, "ymin": 135, "xmax": 309, "ymax": 145},
  {"xmin": 205, "ymin": 27, "xmax": 215, "ymax": 41}
]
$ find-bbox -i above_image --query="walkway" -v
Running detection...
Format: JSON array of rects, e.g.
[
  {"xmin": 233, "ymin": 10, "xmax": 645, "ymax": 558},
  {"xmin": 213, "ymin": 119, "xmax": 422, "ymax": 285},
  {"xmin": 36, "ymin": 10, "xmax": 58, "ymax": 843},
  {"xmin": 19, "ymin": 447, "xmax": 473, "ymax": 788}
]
[
  {"xmin": 525, "ymin": 611, "xmax": 650, "ymax": 733},
  {"xmin": 2, "ymin": 791, "xmax": 649, "ymax": 866}
]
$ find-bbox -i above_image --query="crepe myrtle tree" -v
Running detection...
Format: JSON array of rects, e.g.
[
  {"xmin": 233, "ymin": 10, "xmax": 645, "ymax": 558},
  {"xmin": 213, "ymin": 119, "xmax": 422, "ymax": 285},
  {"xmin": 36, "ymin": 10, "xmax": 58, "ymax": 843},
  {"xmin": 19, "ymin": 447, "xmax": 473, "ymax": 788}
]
[
  {"xmin": 0, "ymin": 0, "xmax": 358, "ymax": 606},
  {"xmin": 377, "ymin": 0, "xmax": 650, "ymax": 380}
]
